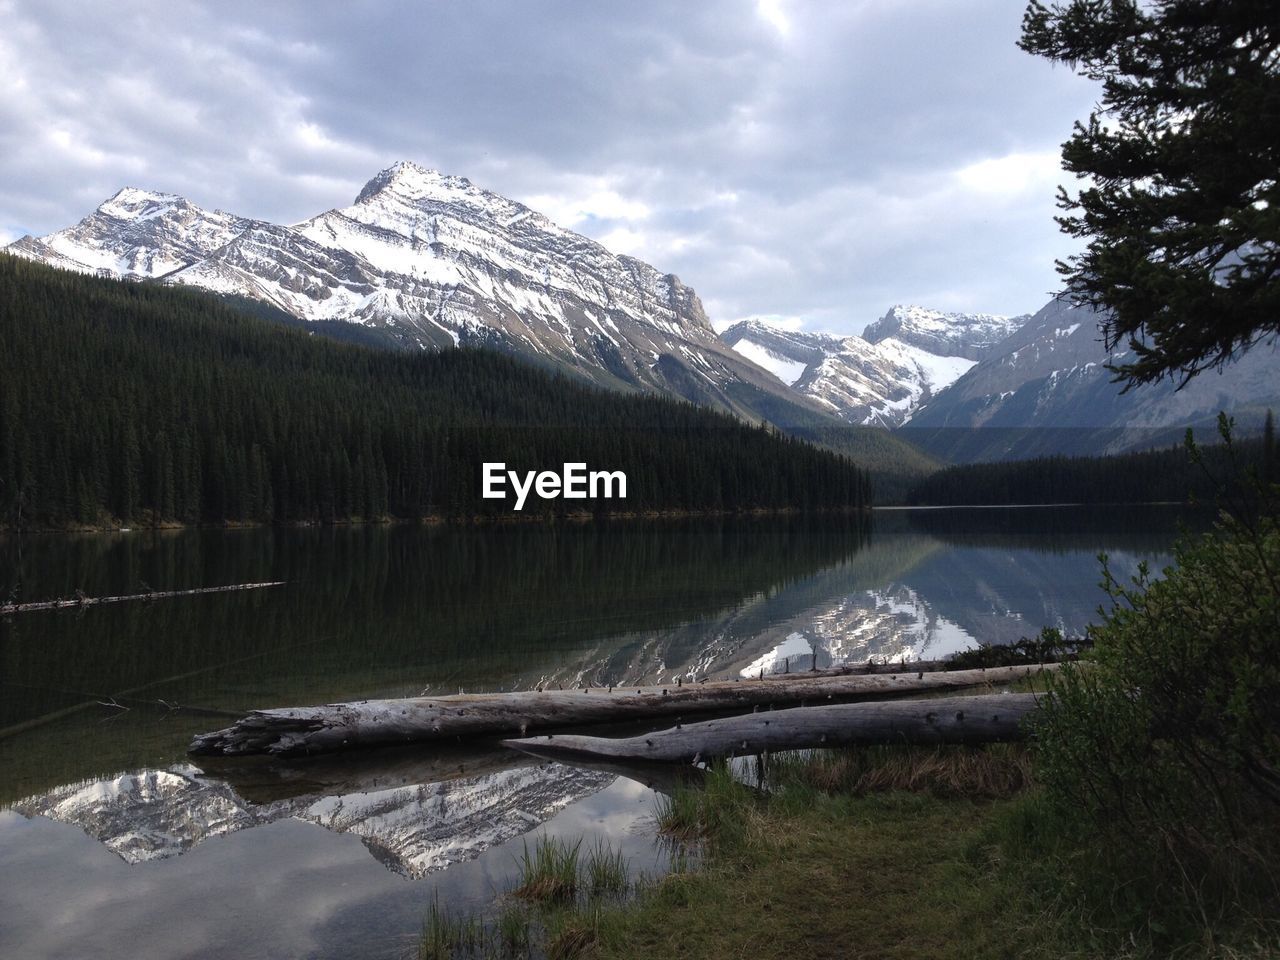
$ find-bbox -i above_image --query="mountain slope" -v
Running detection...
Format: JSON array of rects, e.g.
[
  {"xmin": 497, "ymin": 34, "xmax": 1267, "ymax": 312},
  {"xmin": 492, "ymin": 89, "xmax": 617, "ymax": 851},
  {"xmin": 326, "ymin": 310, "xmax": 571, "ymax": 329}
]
[
  {"xmin": 7, "ymin": 162, "xmax": 825, "ymax": 427},
  {"xmin": 901, "ymin": 296, "xmax": 1280, "ymax": 462}
]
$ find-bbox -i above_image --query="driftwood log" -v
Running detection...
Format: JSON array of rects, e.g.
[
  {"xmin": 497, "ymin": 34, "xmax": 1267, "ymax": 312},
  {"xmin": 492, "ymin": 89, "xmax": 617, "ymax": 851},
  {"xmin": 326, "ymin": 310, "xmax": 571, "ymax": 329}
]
[
  {"xmin": 503, "ymin": 693, "xmax": 1043, "ymax": 764},
  {"xmin": 189, "ymin": 663, "xmax": 1056, "ymax": 757},
  {"xmin": 0, "ymin": 580, "xmax": 286, "ymax": 615}
]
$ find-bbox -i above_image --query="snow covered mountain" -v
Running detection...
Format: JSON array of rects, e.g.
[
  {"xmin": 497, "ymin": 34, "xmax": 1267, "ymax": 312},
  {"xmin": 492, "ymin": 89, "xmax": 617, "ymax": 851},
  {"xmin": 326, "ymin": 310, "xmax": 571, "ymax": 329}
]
[
  {"xmin": 7, "ymin": 188, "xmax": 250, "ymax": 278},
  {"xmin": 6, "ymin": 162, "xmax": 824, "ymax": 426},
  {"xmin": 721, "ymin": 306, "xmax": 1029, "ymax": 427},
  {"xmin": 862, "ymin": 304, "xmax": 1026, "ymax": 360},
  {"xmin": 902, "ymin": 296, "xmax": 1280, "ymax": 462}
]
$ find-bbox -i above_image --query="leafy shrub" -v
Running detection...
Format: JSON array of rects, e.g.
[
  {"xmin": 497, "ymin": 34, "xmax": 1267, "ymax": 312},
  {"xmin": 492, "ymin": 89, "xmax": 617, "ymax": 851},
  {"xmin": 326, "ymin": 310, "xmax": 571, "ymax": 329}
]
[{"xmin": 1033, "ymin": 484, "xmax": 1280, "ymax": 915}]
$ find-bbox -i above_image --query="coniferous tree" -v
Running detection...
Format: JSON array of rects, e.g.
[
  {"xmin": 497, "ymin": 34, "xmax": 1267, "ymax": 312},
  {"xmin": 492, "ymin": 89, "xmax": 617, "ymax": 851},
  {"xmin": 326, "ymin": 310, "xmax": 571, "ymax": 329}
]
[
  {"xmin": 1264, "ymin": 408, "xmax": 1276, "ymax": 485},
  {"xmin": 1020, "ymin": 0, "xmax": 1280, "ymax": 386}
]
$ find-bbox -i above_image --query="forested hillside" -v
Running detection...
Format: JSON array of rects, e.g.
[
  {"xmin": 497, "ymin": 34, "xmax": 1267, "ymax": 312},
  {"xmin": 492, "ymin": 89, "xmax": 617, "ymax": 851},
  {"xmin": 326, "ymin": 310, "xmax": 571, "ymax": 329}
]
[
  {"xmin": 0, "ymin": 255, "xmax": 870, "ymax": 527},
  {"xmin": 905, "ymin": 429, "xmax": 1273, "ymax": 506}
]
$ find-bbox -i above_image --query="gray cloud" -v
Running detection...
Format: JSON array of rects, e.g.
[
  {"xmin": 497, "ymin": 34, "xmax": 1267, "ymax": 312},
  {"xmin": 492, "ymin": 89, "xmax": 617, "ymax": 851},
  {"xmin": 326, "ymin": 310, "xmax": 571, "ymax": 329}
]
[{"xmin": 0, "ymin": 0, "xmax": 1100, "ymax": 332}]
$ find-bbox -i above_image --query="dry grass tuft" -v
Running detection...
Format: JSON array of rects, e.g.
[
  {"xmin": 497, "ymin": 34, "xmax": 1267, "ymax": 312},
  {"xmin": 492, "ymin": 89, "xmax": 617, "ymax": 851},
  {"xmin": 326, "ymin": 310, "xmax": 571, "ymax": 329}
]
[{"xmin": 781, "ymin": 744, "xmax": 1034, "ymax": 799}]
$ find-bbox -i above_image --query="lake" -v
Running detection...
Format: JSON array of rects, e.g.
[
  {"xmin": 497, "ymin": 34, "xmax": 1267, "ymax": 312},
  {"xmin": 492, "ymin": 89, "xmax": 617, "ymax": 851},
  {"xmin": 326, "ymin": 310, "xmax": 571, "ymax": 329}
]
[{"xmin": 0, "ymin": 506, "xmax": 1201, "ymax": 959}]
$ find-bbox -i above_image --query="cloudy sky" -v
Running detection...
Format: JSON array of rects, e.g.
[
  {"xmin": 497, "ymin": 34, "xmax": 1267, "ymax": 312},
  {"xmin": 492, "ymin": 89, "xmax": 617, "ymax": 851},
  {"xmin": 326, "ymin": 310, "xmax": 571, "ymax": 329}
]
[{"xmin": 0, "ymin": 0, "xmax": 1100, "ymax": 334}]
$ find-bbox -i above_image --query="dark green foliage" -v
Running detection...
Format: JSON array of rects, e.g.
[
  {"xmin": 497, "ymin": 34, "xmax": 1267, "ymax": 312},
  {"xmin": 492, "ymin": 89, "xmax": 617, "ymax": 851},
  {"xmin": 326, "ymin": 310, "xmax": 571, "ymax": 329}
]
[
  {"xmin": 946, "ymin": 627, "xmax": 1090, "ymax": 669},
  {"xmin": 1031, "ymin": 497, "xmax": 1280, "ymax": 939},
  {"xmin": 906, "ymin": 434, "xmax": 1267, "ymax": 505},
  {"xmin": 0, "ymin": 255, "xmax": 870, "ymax": 527},
  {"xmin": 1019, "ymin": 0, "xmax": 1280, "ymax": 386}
]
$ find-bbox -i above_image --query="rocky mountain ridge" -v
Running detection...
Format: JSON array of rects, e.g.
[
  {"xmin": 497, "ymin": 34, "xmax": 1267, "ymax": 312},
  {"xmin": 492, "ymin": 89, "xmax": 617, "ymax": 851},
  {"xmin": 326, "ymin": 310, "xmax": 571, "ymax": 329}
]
[
  {"xmin": 7, "ymin": 161, "xmax": 826, "ymax": 426},
  {"xmin": 722, "ymin": 306, "xmax": 1028, "ymax": 427}
]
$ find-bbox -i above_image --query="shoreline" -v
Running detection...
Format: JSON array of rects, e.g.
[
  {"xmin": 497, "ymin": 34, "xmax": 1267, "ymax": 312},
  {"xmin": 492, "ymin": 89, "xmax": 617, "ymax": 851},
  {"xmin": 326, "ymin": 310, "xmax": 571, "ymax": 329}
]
[
  {"xmin": 0, "ymin": 505, "xmax": 871, "ymax": 536},
  {"xmin": 875, "ymin": 499, "xmax": 1191, "ymax": 510}
]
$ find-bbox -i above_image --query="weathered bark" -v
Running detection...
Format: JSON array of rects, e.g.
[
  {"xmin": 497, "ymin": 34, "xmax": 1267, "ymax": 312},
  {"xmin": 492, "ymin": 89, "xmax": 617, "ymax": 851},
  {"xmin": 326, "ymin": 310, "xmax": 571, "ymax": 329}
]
[
  {"xmin": 503, "ymin": 693, "xmax": 1043, "ymax": 764},
  {"xmin": 0, "ymin": 580, "xmax": 286, "ymax": 615},
  {"xmin": 189, "ymin": 663, "xmax": 1057, "ymax": 757}
]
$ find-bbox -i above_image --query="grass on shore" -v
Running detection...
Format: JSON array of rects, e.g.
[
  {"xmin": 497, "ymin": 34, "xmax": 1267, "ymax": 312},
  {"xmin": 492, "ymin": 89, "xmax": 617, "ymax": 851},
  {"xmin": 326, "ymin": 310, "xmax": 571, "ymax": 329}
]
[
  {"xmin": 586, "ymin": 747, "xmax": 1279, "ymax": 960},
  {"xmin": 418, "ymin": 834, "xmax": 639, "ymax": 960},
  {"xmin": 419, "ymin": 742, "xmax": 1278, "ymax": 959},
  {"xmin": 584, "ymin": 748, "xmax": 1067, "ymax": 960}
]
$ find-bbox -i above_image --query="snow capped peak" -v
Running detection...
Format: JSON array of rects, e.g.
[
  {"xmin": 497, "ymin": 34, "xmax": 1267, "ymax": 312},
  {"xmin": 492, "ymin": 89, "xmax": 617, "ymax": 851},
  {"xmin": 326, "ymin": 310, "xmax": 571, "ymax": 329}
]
[
  {"xmin": 96, "ymin": 187, "xmax": 187, "ymax": 221},
  {"xmin": 724, "ymin": 318, "xmax": 803, "ymax": 339},
  {"xmin": 721, "ymin": 319, "xmax": 845, "ymax": 357},
  {"xmin": 354, "ymin": 161, "xmax": 480, "ymax": 206},
  {"xmin": 721, "ymin": 320, "xmax": 834, "ymax": 386},
  {"xmin": 863, "ymin": 304, "xmax": 1029, "ymax": 361},
  {"xmin": 872, "ymin": 303, "xmax": 1012, "ymax": 337},
  {"xmin": 6, "ymin": 185, "xmax": 248, "ymax": 280}
]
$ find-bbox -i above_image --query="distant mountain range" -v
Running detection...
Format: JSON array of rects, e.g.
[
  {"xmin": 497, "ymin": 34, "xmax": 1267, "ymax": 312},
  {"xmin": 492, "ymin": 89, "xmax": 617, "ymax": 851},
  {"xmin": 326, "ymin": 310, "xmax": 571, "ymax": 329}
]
[
  {"xmin": 9, "ymin": 162, "xmax": 1276, "ymax": 466},
  {"xmin": 723, "ymin": 300, "xmax": 1277, "ymax": 460},
  {"xmin": 721, "ymin": 305, "xmax": 1028, "ymax": 427}
]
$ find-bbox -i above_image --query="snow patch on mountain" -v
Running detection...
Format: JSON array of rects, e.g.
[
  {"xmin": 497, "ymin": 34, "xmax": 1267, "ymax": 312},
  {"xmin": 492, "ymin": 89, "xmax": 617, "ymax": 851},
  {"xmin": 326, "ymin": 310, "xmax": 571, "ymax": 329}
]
[{"xmin": 730, "ymin": 338, "xmax": 811, "ymax": 385}]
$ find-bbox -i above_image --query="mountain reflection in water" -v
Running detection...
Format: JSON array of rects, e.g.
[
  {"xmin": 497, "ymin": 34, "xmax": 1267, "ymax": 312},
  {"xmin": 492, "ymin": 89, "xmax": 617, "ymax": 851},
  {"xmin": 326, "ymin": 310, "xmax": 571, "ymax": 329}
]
[
  {"xmin": 0, "ymin": 508, "xmax": 1198, "ymax": 960},
  {"xmin": 13, "ymin": 755, "xmax": 613, "ymax": 877}
]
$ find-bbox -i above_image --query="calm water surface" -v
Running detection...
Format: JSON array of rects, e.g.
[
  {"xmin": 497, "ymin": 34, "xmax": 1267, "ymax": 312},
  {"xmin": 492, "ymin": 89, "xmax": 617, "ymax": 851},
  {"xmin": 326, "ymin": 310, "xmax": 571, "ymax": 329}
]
[{"xmin": 0, "ymin": 508, "xmax": 1201, "ymax": 959}]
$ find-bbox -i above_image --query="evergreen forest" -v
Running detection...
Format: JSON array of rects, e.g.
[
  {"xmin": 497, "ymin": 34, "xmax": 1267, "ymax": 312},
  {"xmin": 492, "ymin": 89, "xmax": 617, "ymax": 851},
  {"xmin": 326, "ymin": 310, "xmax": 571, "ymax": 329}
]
[
  {"xmin": 0, "ymin": 255, "xmax": 870, "ymax": 528},
  {"xmin": 905, "ymin": 426, "xmax": 1274, "ymax": 506}
]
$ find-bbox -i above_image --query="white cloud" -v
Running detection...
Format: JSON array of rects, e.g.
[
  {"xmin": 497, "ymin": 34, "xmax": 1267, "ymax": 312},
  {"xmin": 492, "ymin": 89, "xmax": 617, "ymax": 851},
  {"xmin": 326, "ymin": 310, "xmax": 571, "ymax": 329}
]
[
  {"xmin": 953, "ymin": 150, "xmax": 1063, "ymax": 199},
  {"xmin": 596, "ymin": 226, "xmax": 648, "ymax": 256},
  {"xmin": 523, "ymin": 185, "xmax": 652, "ymax": 230},
  {"xmin": 757, "ymin": 0, "xmax": 792, "ymax": 37},
  {"xmin": 0, "ymin": 0, "xmax": 1101, "ymax": 332}
]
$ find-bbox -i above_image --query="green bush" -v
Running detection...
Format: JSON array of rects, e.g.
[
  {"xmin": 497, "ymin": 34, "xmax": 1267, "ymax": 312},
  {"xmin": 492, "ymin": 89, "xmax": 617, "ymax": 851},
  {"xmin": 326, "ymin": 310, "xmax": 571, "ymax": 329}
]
[{"xmin": 1032, "ymin": 468, "xmax": 1280, "ymax": 934}]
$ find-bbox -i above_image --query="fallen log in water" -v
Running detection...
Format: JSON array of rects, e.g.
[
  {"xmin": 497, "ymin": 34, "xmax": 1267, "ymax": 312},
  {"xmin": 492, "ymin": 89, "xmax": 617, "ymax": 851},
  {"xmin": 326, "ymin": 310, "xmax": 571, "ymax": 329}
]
[
  {"xmin": 189, "ymin": 663, "xmax": 1057, "ymax": 757},
  {"xmin": 503, "ymin": 693, "xmax": 1043, "ymax": 764},
  {"xmin": 201, "ymin": 742, "xmax": 704, "ymax": 804},
  {"xmin": 0, "ymin": 580, "xmax": 286, "ymax": 615}
]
